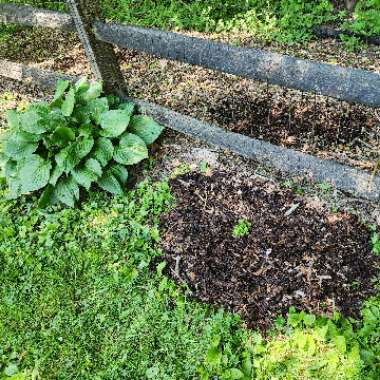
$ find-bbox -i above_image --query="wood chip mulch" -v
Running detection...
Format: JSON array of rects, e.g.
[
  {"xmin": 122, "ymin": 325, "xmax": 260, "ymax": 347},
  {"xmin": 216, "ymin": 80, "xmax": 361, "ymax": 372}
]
[{"xmin": 160, "ymin": 172, "xmax": 380, "ymax": 330}]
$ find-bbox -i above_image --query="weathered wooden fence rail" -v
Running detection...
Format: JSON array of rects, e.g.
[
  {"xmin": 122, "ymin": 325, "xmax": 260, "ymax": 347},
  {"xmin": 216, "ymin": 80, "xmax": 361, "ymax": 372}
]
[
  {"xmin": 2, "ymin": 3, "xmax": 380, "ymax": 108},
  {"xmin": 1, "ymin": 2, "xmax": 380, "ymax": 201}
]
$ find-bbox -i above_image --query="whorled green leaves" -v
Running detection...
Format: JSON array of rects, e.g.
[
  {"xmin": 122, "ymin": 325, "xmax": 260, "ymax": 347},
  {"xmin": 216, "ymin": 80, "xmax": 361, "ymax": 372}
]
[{"xmin": 0, "ymin": 78, "xmax": 164, "ymax": 207}]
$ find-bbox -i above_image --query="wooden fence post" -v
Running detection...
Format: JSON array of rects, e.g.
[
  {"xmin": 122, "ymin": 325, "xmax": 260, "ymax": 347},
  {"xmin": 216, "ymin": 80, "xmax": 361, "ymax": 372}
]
[{"xmin": 66, "ymin": 0, "xmax": 126, "ymax": 95}]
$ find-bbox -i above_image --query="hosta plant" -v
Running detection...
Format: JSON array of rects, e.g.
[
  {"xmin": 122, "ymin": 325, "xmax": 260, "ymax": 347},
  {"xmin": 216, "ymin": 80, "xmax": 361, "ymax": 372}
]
[{"xmin": 0, "ymin": 78, "xmax": 164, "ymax": 207}]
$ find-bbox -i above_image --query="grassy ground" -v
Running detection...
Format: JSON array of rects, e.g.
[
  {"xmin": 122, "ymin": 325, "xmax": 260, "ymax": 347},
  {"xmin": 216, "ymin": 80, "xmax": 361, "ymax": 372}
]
[
  {"xmin": 0, "ymin": 91, "xmax": 380, "ymax": 380},
  {"xmin": 0, "ymin": 0, "xmax": 379, "ymax": 49}
]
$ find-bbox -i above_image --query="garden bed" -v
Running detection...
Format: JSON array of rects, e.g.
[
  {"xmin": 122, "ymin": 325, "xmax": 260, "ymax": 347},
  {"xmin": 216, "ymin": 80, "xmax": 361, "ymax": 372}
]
[
  {"xmin": 161, "ymin": 171, "xmax": 380, "ymax": 330},
  {"xmin": 2, "ymin": 25, "xmax": 380, "ymax": 172}
]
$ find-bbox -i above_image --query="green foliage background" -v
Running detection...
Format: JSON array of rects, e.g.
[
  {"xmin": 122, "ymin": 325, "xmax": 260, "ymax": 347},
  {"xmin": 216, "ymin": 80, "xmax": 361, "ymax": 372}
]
[
  {"xmin": 1, "ymin": 0, "xmax": 379, "ymax": 47},
  {"xmin": 0, "ymin": 175, "xmax": 379, "ymax": 379}
]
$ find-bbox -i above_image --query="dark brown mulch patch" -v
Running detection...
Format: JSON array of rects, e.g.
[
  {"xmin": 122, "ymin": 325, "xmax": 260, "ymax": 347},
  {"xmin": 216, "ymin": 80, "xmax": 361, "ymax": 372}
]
[
  {"xmin": 160, "ymin": 172, "xmax": 380, "ymax": 330},
  {"xmin": 208, "ymin": 90, "xmax": 376, "ymax": 151}
]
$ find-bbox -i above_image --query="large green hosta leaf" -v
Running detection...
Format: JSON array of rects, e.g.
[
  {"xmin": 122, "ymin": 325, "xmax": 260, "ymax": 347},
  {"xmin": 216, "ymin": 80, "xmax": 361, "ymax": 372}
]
[
  {"xmin": 78, "ymin": 81, "xmax": 102, "ymax": 102},
  {"xmin": 5, "ymin": 110, "xmax": 20, "ymax": 129},
  {"xmin": 118, "ymin": 102, "xmax": 135, "ymax": 116},
  {"xmin": 61, "ymin": 88, "xmax": 75, "ymax": 117},
  {"xmin": 55, "ymin": 137, "xmax": 94, "ymax": 173},
  {"xmin": 54, "ymin": 176, "xmax": 80, "ymax": 207},
  {"xmin": 49, "ymin": 164, "xmax": 65, "ymax": 186},
  {"xmin": 109, "ymin": 163, "xmax": 128, "ymax": 185},
  {"xmin": 72, "ymin": 166, "xmax": 97, "ymax": 190},
  {"xmin": 113, "ymin": 133, "xmax": 148, "ymax": 165},
  {"xmin": 38, "ymin": 184, "xmax": 55, "ymax": 208},
  {"xmin": 4, "ymin": 132, "xmax": 39, "ymax": 159},
  {"xmin": 50, "ymin": 126, "xmax": 76, "ymax": 146},
  {"xmin": 99, "ymin": 109, "xmax": 131, "ymax": 138},
  {"xmin": 129, "ymin": 115, "xmax": 164, "ymax": 145},
  {"xmin": 92, "ymin": 137, "xmax": 114, "ymax": 167},
  {"xmin": 38, "ymin": 110, "xmax": 67, "ymax": 133},
  {"xmin": 97, "ymin": 169, "xmax": 123, "ymax": 195},
  {"xmin": 84, "ymin": 158, "xmax": 102, "ymax": 178},
  {"xmin": 87, "ymin": 97, "xmax": 109, "ymax": 124},
  {"xmin": 53, "ymin": 79, "xmax": 70, "ymax": 102},
  {"xmin": 17, "ymin": 154, "xmax": 51, "ymax": 194},
  {"xmin": 20, "ymin": 109, "xmax": 48, "ymax": 134}
]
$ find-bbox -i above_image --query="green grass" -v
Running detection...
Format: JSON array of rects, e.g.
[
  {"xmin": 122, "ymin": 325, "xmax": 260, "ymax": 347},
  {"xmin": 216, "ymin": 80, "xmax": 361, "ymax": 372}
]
[
  {"xmin": 0, "ymin": 179, "xmax": 245, "ymax": 379},
  {"xmin": 0, "ymin": 168, "xmax": 379, "ymax": 379},
  {"xmin": 1, "ymin": 0, "xmax": 379, "ymax": 48}
]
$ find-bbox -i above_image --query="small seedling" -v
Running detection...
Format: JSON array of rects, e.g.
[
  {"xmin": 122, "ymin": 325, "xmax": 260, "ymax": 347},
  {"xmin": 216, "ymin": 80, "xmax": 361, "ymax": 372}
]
[
  {"xmin": 319, "ymin": 182, "xmax": 333, "ymax": 192},
  {"xmin": 199, "ymin": 160, "xmax": 209, "ymax": 174},
  {"xmin": 232, "ymin": 219, "xmax": 252, "ymax": 238},
  {"xmin": 351, "ymin": 280, "xmax": 362, "ymax": 289},
  {"xmin": 370, "ymin": 225, "xmax": 380, "ymax": 255},
  {"xmin": 170, "ymin": 163, "xmax": 192, "ymax": 179}
]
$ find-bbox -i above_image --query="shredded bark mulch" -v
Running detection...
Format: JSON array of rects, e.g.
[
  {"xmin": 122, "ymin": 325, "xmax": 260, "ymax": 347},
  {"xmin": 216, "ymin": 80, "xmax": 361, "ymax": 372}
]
[{"xmin": 160, "ymin": 172, "xmax": 380, "ymax": 330}]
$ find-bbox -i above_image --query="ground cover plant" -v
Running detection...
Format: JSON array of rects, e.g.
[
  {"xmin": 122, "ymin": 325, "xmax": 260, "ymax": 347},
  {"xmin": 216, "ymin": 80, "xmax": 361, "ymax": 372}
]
[
  {"xmin": 0, "ymin": 164, "xmax": 380, "ymax": 379},
  {"xmin": 1, "ymin": 0, "xmax": 379, "ymax": 47},
  {"xmin": 0, "ymin": 78, "xmax": 164, "ymax": 207}
]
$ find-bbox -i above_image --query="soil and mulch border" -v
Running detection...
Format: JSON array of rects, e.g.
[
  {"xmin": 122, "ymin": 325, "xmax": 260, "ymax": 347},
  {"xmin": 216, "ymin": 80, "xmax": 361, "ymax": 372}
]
[{"xmin": 160, "ymin": 171, "xmax": 380, "ymax": 330}]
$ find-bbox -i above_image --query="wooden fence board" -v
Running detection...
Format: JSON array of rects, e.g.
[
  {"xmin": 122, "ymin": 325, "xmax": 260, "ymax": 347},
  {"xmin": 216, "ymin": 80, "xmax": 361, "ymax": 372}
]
[{"xmin": 66, "ymin": 0, "xmax": 125, "ymax": 95}]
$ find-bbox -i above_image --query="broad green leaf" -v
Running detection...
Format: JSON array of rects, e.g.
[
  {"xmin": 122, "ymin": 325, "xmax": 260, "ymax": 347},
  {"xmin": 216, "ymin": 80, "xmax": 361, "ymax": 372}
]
[
  {"xmin": 99, "ymin": 109, "xmax": 131, "ymax": 138},
  {"xmin": 28, "ymin": 102, "xmax": 50, "ymax": 114},
  {"xmin": 109, "ymin": 163, "xmax": 128, "ymax": 184},
  {"xmin": 55, "ymin": 137, "xmax": 94, "ymax": 173},
  {"xmin": 97, "ymin": 170, "xmax": 123, "ymax": 195},
  {"xmin": 5, "ymin": 110, "xmax": 19, "ymax": 129},
  {"xmin": 72, "ymin": 166, "xmax": 97, "ymax": 190},
  {"xmin": 54, "ymin": 176, "xmax": 80, "ymax": 207},
  {"xmin": 53, "ymin": 79, "xmax": 70, "ymax": 101},
  {"xmin": 88, "ymin": 97, "xmax": 109, "ymax": 124},
  {"xmin": 38, "ymin": 110, "xmax": 67, "ymax": 132},
  {"xmin": 20, "ymin": 110, "xmax": 47, "ymax": 134},
  {"xmin": 113, "ymin": 133, "xmax": 148, "ymax": 165},
  {"xmin": 61, "ymin": 88, "xmax": 75, "ymax": 117},
  {"xmin": 51, "ymin": 126, "xmax": 76, "ymax": 146},
  {"xmin": 335, "ymin": 335, "xmax": 347, "ymax": 354},
  {"xmin": 118, "ymin": 102, "xmax": 135, "ymax": 116},
  {"xmin": 72, "ymin": 106, "xmax": 91, "ymax": 125},
  {"xmin": 129, "ymin": 115, "xmax": 164, "ymax": 145},
  {"xmin": 18, "ymin": 154, "xmax": 51, "ymax": 193},
  {"xmin": 74, "ymin": 77, "xmax": 90, "ymax": 94},
  {"xmin": 38, "ymin": 184, "xmax": 55, "ymax": 208},
  {"xmin": 4, "ymin": 159, "xmax": 17, "ymax": 178},
  {"xmin": 304, "ymin": 314, "xmax": 316, "ymax": 327},
  {"xmin": 4, "ymin": 132, "xmax": 39, "ymax": 159},
  {"xmin": 3, "ymin": 363, "xmax": 18, "ymax": 377},
  {"xmin": 92, "ymin": 137, "xmax": 114, "ymax": 167},
  {"xmin": 78, "ymin": 124, "xmax": 92, "ymax": 137},
  {"xmin": 84, "ymin": 158, "xmax": 102, "ymax": 178},
  {"xmin": 49, "ymin": 164, "xmax": 65, "ymax": 186},
  {"xmin": 79, "ymin": 81, "xmax": 102, "ymax": 102},
  {"xmin": 7, "ymin": 176, "xmax": 22, "ymax": 199},
  {"xmin": 75, "ymin": 136, "xmax": 94, "ymax": 161}
]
